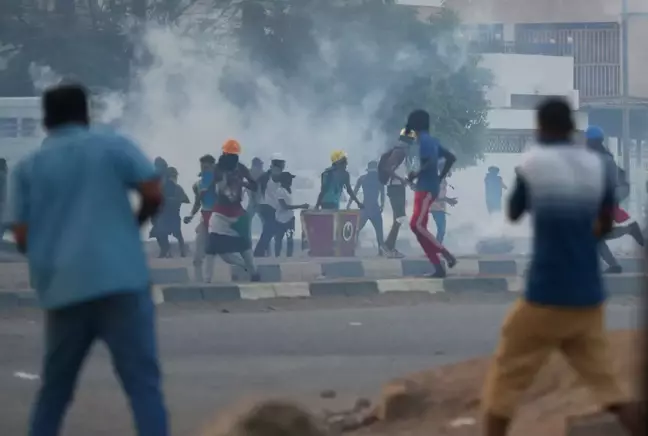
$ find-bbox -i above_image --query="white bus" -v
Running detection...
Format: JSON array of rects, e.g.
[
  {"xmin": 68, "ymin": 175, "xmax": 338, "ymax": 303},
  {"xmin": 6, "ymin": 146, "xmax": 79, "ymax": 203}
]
[{"xmin": 0, "ymin": 97, "xmax": 43, "ymax": 166}]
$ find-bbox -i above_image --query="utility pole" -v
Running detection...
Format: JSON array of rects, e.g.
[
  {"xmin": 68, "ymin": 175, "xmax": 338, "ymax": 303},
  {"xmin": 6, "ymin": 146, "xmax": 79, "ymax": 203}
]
[{"xmin": 621, "ymin": 0, "xmax": 630, "ymax": 173}]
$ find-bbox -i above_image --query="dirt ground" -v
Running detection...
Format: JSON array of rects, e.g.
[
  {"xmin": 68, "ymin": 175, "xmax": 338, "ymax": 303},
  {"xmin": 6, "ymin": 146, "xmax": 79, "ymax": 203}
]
[{"xmin": 351, "ymin": 330, "xmax": 640, "ymax": 436}]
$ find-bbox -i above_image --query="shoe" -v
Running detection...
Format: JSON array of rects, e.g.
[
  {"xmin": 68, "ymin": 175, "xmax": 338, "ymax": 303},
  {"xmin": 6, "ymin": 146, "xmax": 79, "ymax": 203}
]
[
  {"xmin": 444, "ymin": 253, "xmax": 457, "ymax": 269},
  {"xmin": 425, "ymin": 264, "xmax": 447, "ymax": 278},
  {"xmin": 386, "ymin": 249, "xmax": 405, "ymax": 259},
  {"xmin": 604, "ymin": 265, "xmax": 623, "ymax": 274},
  {"xmin": 250, "ymin": 273, "xmax": 261, "ymax": 282}
]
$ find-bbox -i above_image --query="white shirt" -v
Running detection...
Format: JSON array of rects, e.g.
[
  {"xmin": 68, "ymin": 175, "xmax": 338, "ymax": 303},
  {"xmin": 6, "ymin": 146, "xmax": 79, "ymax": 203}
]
[
  {"xmin": 275, "ymin": 187, "xmax": 295, "ymax": 223},
  {"xmin": 261, "ymin": 178, "xmax": 281, "ymax": 209}
]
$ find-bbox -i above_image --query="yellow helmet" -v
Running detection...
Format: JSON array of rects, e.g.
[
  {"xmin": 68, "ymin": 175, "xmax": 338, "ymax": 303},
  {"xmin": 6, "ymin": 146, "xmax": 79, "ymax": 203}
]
[
  {"xmin": 399, "ymin": 128, "xmax": 417, "ymax": 140},
  {"xmin": 330, "ymin": 150, "xmax": 347, "ymax": 164}
]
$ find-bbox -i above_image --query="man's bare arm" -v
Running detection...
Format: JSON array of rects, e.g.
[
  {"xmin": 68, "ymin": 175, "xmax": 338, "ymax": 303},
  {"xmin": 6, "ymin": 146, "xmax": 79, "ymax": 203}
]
[{"xmin": 188, "ymin": 184, "xmax": 201, "ymax": 218}]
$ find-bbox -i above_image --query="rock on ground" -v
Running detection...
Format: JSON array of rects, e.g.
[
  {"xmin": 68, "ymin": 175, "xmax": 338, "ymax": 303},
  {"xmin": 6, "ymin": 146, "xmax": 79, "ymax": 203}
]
[{"xmin": 351, "ymin": 330, "xmax": 640, "ymax": 436}]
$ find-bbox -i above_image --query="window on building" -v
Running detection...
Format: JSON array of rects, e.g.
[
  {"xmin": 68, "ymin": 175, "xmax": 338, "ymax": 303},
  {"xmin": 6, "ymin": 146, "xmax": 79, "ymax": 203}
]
[
  {"xmin": 20, "ymin": 118, "xmax": 39, "ymax": 137},
  {"xmin": 0, "ymin": 118, "xmax": 19, "ymax": 138}
]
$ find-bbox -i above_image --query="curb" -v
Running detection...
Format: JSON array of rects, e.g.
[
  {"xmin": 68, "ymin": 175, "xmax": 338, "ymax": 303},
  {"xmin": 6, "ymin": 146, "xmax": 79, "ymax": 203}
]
[
  {"xmin": 149, "ymin": 257, "xmax": 645, "ymax": 284},
  {"xmin": 0, "ymin": 274, "xmax": 643, "ymax": 308}
]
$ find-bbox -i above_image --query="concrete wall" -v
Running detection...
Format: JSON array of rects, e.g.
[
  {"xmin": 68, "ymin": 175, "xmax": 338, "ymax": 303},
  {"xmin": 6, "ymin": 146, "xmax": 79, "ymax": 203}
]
[{"xmin": 481, "ymin": 54, "xmax": 577, "ymax": 107}]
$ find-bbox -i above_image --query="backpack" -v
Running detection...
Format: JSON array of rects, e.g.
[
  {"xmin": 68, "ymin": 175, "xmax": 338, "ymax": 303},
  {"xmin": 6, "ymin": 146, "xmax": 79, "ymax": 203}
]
[{"xmin": 377, "ymin": 149, "xmax": 395, "ymax": 185}]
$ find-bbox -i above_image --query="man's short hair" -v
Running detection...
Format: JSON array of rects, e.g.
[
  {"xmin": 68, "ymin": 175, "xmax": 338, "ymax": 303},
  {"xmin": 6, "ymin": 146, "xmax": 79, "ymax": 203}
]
[
  {"xmin": 200, "ymin": 154, "xmax": 216, "ymax": 165},
  {"xmin": 406, "ymin": 109, "xmax": 430, "ymax": 132},
  {"xmin": 536, "ymin": 97, "xmax": 574, "ymax": 134},
  {"xmin": 42, "ymin": 83, "xmax": 90, "ymax": 130}
]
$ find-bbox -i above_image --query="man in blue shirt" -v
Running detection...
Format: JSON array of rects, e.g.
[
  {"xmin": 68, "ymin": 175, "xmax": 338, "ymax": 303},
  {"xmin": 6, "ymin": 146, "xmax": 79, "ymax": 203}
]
[
  {"xmin": 481, "ymin": 98, "xmax": 639, "ymax": 436},
  {"xmin": 405, "ymin": 109, "xmax": 457, "ymax": 277},
  {"xmin": 348, "ymin": 160, "xmax": 385, "ymax": 255},
  {"xmin": 5, "ymin": 84, "xmax": 169, "ymax": 436}
]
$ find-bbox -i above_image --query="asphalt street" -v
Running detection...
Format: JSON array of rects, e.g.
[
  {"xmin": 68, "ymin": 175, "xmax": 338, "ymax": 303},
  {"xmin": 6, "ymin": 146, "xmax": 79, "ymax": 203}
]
[{"xmin": 0, "ymin": 294, "xmax": 640, "ymax": 436}]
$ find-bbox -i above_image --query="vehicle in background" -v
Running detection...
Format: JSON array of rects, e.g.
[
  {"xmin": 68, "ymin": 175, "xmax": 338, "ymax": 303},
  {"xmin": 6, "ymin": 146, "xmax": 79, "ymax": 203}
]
[{"xmin": 0, "ymin": 97, "xmax": 43, "ymax": 167}]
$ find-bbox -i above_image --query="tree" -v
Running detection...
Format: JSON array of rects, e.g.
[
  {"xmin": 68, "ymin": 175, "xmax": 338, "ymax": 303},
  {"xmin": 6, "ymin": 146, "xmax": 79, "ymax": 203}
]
[
  {"xmin": 0, "ymin": 0, "xmax": 491, "ymax": 165},
  {"xmin": 0, "ymin": 0, "xmax": 230, "ymax": 96},
  {"xmin": 232, "ymin": 1, "xmax": 491, "ymax": 165}
]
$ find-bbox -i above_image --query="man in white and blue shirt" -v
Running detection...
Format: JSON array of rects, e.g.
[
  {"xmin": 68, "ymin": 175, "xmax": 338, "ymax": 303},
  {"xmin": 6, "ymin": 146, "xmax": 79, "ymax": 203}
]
[
  {"xmin": 5, "ymin": 84, "xmax": 169, "ymax": 436},
  {"xmin": 481, "ymin": 98, "xmax": 639, "ymax": 436}
]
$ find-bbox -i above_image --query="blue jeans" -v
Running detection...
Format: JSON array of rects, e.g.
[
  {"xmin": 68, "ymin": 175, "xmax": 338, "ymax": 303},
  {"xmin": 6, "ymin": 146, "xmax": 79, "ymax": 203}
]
[
  {"xmin": 431, "ymin": 211, "xmax": 446, "ymax": 244},
  {"xmin": 29, "ymin": 291, "xmax": 168, "ymax": 436}
]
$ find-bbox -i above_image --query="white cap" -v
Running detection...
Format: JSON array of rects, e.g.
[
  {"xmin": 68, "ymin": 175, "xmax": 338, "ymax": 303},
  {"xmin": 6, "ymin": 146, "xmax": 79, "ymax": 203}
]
[{"xmin": 271, "ymin": 152, "xmax": 285, "ymax": 161}]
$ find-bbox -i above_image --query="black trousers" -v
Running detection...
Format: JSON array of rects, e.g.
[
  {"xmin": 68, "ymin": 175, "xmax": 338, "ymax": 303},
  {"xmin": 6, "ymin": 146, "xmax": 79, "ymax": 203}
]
[
  {"xmin": 275, "ymin": 217, "xmax": 296, "ymax": 257},
  {"xmin": 254, "ymin": 204, "xmax": 278, "ymax": 257}
]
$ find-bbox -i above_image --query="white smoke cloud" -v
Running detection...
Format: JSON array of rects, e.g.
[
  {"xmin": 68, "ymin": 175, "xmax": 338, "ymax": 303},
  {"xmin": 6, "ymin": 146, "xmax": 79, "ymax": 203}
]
[
  {"xmin": 28, "ymin": 63, "xmax": 63, "ymax": 93},
  {"xmin": 47, "ymin": 11, "xmax": 513, "ymax": 250}
]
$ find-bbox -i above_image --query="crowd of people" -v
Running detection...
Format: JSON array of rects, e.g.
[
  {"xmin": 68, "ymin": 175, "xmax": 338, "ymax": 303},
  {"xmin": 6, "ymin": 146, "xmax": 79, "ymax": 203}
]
[
  {"xmin": 145, "ymin": 108, "xmax": 466, "ymax": 280},
  {"xmin": 4, "ymin": 83, "xmax": 646, "ymax": 435}
]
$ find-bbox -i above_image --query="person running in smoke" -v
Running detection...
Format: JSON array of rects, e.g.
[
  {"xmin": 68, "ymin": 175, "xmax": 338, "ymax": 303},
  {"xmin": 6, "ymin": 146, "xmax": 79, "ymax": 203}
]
[
  {"xmin": 378, "ymin": 127, "xmax": 416, "ymax": 258},
  {"xmin": 204, "ymin": 139, "xmax": 260, "ymax": 282},
  {"xmin": 585, "ymin": 126, "xmax": 645, "ymax": 273},
  {"xmin": 316, "ymin": 150, "xmax": 363, "ymax": 210},
  {"xmin": 150, "ymin": 159, "xmax": 185, "ymax": 258},
  {"xmin": 184, "ymin": 154, "xmax": 217, "ymax": 281},
  {"xmin": 481, "ymin": 98, "xmax": 640, "ymax": 436},
  {"xmin": 406, "ymin": 109, "xmax": 457, "ymax": 277},
  {"xmin": 484, "ymin": 166, "xmax": 507, "ymax": 215},
  {"xmin": 156, "ymin": 167, "xmax": 189, "ymax": 257},
  {"xmin": 348, "ymin": 160, "xmax": 385, "ymax": 255},
  {"xmin": 254, "ymin": 154, "xmax": 285, "ymax": 257},
  {"xmin": 275, "ymin": 172, "xmax": 309, "ymax": 257},
  {"xmin": 429, "ymin": 165, "xmax": 458, "ymax": 245}
]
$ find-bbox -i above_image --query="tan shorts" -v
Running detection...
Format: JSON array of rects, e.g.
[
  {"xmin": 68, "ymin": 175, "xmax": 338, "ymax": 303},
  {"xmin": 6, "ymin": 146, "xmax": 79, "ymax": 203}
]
[{"xmin": 482, "ymin": 299, "xmax": 625, "ymax": 418}]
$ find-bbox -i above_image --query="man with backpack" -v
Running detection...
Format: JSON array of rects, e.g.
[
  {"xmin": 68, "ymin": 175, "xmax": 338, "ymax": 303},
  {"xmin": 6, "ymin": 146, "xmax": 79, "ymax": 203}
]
[
  {"xmin": 585, "ymin": 126, "xmax": 644, "ymax": 273},
  {"xmin": 377, "ymin": 127, "xmax": 416, "ymax": 258}
]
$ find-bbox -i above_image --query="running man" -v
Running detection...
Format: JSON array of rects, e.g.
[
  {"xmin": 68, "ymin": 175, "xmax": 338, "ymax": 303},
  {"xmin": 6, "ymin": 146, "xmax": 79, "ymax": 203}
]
[
  {"xmin": 481, "ymin": 98, "xmax": 640, "ymax": 436},
  {"xmin": 184, "ymin": 154, "xmax": 217, "ymax": 282},
  {"xmin": 204, "ymin": 139, "xmax": 260, "ymax": 282},
  {"xmin": 406, "ymin": 109, "xmax": 457, "ymax": 277},
  {"xmin": 348, "ymin": 160, "xmax": 385, "ymax": 255},
  {"xmin": 585, "ymin": 126, "xmax": 644, "ymax": 273},
  {"xmin": 484, "ymin": 166, "xmax": 507, "ymax": 215},
  {"xmin": 315, "ymin": 150, "xmax": 363, "ymax": 210},
  {"xmin": 6, "ymin": 84, "xmax": 169, "ymax": 435},
  {"xmin": 378, "ymin": 128, "xmax": 416, "ymax": 258}
]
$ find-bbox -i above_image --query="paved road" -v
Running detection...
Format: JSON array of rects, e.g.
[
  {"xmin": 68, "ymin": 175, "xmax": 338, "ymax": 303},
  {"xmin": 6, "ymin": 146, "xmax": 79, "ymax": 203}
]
[{"xmin": 0, "ymin": 295, "xmax": 640, "ymax": 436}]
